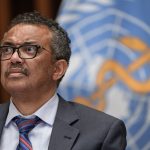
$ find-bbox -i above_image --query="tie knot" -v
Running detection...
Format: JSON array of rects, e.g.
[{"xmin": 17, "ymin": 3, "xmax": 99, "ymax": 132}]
[{"xmin": 13, "ymin": 116, "xmax": 41, "ymax": 134}]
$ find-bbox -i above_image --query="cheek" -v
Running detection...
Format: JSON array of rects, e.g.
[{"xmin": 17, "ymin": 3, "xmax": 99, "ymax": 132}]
[
  {"xmin": 1, "ymin": 63, "xmax": 7, "ymax": 87},
  {"xmin": 1, "ymin": 62, "xmax": 7, "ymax": 78},
  {"xmin": 30, "ymin": 61, "xmax": 53, "ymax": 81},
  {"xmin": 1, "ymin": 62, "xmax": 6, "ymax": 71}
]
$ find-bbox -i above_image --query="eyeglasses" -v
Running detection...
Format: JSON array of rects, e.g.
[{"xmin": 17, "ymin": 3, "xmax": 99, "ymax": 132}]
[{"xmin": 0, "ymin": 44, "xmax": 50, "ymax": 61}]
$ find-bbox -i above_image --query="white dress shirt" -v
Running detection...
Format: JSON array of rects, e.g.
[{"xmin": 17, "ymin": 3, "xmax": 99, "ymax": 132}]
[{"xmin": 0, "ymin": 93, "xmax": 59, "ymax": 150}]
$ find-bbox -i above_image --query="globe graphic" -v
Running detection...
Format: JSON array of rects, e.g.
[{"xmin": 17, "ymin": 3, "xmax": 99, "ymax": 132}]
[{"xmin": 58, "ymin": 5, "xmax": 150, "ymax": 150}]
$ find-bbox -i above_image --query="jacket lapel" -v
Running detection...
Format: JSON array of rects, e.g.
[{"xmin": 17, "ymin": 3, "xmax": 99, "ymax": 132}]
[
  {"xmin": 0, "ymin": 98, "xmax": 80, "ymax": 150},
  {"xmin": 0, "ymin": 102, "xmax": 9, "ymax": 140},
  {"xmin": 48, "ymin": 97, "xmax": 80, "ymax": 150}
]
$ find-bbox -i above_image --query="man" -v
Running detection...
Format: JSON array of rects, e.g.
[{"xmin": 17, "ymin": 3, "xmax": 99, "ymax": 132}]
[{"xmin": 0, "ymin": 11, "xmax": 126, "ymax": 150}]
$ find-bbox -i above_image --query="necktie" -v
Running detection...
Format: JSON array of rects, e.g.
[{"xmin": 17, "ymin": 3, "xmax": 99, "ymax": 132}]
[{"xmin": 13, "ymin": 116, "xmax": 41, "ymax": 150}]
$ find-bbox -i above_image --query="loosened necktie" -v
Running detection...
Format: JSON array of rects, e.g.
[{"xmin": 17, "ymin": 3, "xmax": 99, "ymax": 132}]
[{"xmin": 13, "ymin": 116, "xmax": 41, "ymax": 150}]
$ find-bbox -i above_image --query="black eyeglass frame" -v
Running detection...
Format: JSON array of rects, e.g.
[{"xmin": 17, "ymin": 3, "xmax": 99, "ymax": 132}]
[{"xmin": 0, "ymin": 44, "xmax": 50, "ymax": 61}]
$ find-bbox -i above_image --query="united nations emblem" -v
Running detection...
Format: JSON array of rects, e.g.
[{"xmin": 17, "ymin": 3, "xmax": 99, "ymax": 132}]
[{"xmin": 58, "ymin": 0, "xmax": 150, "ymax": 149}]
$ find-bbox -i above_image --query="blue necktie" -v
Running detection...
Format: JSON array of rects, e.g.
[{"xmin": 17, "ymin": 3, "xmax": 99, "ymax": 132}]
[{"xmin": 13, "ymin": 116, "xmax": 41, "ymax": 150}]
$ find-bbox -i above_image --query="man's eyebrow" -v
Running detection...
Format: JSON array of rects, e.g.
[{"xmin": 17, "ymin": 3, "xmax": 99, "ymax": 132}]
[
  {"xmin": 0, "ymin": 42, "xmax": 15, "ymax": 46},
  {"xmin": 23, "ymin": 41, "xmax": 37, "ymax": 45},
  {"xmin": 1, "ymin": 41, "xmax": 38, "ymax": 46}
]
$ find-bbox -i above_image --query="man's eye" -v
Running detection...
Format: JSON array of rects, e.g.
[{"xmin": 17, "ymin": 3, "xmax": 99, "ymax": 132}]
[
  {"xmin": 23, "ymin": 45, "xmax": 37, "ymax": 54},
  {"xmin": 2, "ymin": 47, "xmax": 13, "ymax": 54}
]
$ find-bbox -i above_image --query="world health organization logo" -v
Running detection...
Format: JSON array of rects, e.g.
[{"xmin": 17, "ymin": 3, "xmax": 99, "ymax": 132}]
[{"xmin": 58, "ymin": 1, "xmax": 150, "ymax": 149}]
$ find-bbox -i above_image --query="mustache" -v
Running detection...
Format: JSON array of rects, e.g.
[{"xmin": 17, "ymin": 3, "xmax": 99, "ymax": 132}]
[{"xmin": 5, "ymin": 63, "xmax": 29, "ymax": 77}]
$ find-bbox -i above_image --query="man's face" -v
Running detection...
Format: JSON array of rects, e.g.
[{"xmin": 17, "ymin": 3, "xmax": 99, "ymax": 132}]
[{"xmin": 1, "ymin": 24, "xmax": 60, "ymax": 95}]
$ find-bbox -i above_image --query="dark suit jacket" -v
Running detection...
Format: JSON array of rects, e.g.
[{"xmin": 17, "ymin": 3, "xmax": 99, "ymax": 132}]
[{"xmin": 0, "ymin": 96, "xmax": 127, "ymax": 150}]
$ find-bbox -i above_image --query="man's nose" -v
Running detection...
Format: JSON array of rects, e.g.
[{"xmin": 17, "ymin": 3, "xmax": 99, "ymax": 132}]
[{"xmin": 10, "ymin": 51, "xmax": 23, "ymax": 63}]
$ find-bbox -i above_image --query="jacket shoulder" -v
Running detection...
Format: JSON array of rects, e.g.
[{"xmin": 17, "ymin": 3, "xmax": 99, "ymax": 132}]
[{"xmin": 68, "ymin": 100, "xmax": 120, "ymax": 123}]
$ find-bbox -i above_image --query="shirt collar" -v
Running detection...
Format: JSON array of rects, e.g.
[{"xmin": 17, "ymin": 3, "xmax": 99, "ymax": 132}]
[{"xmin": 5, "ymin": 93, "xmax": 59, "ymax": 127}]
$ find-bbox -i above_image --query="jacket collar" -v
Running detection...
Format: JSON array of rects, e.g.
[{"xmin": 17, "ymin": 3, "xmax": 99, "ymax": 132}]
[
  {"xmin": 0, "ymin": 101, "xmax": 10, "ymax": 140},
  {"xmin": 48, "ymin": 96, "xmax": 80, "ymax": 150}
]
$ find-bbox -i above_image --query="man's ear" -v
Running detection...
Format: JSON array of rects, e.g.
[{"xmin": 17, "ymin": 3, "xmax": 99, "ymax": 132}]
[{"xmin": 52, "ymin": 60, "xmax": 68, "ymax": 81}]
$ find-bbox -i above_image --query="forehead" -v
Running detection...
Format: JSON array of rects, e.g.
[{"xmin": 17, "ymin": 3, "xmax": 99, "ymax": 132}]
[{"xmin": 2, "ymin": 24, "xmax": 52, "ymax": 44}]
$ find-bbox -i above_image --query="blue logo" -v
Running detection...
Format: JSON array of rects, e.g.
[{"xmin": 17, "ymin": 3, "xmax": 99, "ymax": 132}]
[{"xmin": 58, "ymin": 0, "xmax": 150, "ymax": 149}]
